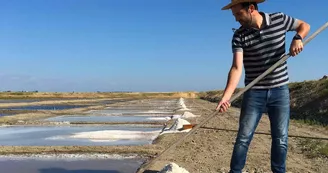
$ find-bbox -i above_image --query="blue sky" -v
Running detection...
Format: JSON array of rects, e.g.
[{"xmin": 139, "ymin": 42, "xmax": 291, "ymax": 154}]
[{"xmin": 0, "ymin": 0, "xmax": 327, "ymax": 92}]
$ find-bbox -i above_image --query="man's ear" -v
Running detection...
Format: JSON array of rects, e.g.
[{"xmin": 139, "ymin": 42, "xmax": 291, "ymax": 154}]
[{"xmin": 248, "ymin": 4, "xmax": 255, "ymax": 13}]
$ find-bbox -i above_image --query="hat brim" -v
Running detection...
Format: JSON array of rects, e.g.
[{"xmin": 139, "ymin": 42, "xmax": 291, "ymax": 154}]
[{"xmin": 221, "ymin": 0, "xmax": 265, "ymax": 10}]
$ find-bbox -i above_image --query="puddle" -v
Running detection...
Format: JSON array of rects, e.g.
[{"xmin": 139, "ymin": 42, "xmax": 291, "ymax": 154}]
[
  {"xmin": 1, "ymin": 105, "xmax": 91, "ymax": 111},
  {"xmin": 0, "ymin": 154, "xmax": 142, "ymax": 173},
  {"xmin": 0, "ymin": 125, "xmax": 162, "ymax": 146},
  {"xmin": 44, "ymin": 115, "xmax": 171, "ymax": 123}
]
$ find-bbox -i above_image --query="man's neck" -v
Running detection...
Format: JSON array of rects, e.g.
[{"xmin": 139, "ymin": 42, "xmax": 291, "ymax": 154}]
[{"xmin": 251, "ymin": 11, "xmax": 264, "ymax": 29}]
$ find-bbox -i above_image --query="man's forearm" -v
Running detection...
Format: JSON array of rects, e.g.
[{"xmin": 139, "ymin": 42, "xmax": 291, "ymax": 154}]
[{"xmin": 222, "ymin": 66, "xmax": 242, "ymax": 100}]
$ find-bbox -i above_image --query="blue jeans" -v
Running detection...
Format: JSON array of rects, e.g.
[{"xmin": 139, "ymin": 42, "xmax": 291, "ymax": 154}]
[{"xmin": 229, "ymin": 85, "xmax": 290, "ymax": 173}]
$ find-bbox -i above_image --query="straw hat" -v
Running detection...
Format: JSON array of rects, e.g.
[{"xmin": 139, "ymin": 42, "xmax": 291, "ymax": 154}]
[{"xmin": 221, "ymin": 0, "xmax": 265, "ymax": 10}]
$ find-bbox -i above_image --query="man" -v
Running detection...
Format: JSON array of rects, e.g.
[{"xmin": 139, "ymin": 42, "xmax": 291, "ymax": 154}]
[{"xmin": 215, "ymin": 0, "xmax": 310, "ymax": 173}]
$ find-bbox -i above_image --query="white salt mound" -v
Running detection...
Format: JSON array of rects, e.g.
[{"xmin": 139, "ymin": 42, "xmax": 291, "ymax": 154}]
[
  {"xmin": 159, "ymin": 162, "xmax": 190, "ymax": 173},
  {"xmin": 168, "ymin": 118, "xmax": 190, "ymax": 131},
  {"xmin": 160, "ymin": 118, "xmax": 191, "ymax": 134},
  {"xmin": 69, "ymin": 130, "xmax": 161, "ymax": 141},
  {"xmin": 176, "ymin": 99, "xmax": 191, "ymax": 111},
  {"xmin": 146, "ymin": 117, "xmax": 171, "ymax": 121},
  {"xmin": 176, "ymin": 104, "xmax": 191, "ymax": 111},
  {"xmin": 176, "ymin": 108, "xmax": 191, "ymax": 111},
  {"xmin": 182, "ymin": 111, "xmax": 198, "ymax": 118}
]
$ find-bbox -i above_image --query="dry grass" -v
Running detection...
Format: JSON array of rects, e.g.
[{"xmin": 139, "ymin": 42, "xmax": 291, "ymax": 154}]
[
  {"xmin": 298, "ymin": 139, "xmax": 328, "ymax": 158},
  {"xmin": 199, "ymin": 78, "xmax": 328, "ymax": 125}
]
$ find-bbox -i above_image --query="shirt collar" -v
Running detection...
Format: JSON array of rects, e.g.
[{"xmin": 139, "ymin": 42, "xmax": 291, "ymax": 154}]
[
  {"xmin": 260, "ymin": 12, "xmax": 271, "ymax": 27},
  {"xmin": 241, "ymin": 12, "xmax": 271, "ymax": 31}
]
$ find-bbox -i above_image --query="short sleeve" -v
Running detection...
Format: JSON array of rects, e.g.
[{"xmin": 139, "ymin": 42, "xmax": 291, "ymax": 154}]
[
  {"xmin": 232, "ymin": 33, "xmax": 243, "ymax": 53},
  {"xmin": 281, "ymin": 12, "xmax": 299, "ymax": 32}
]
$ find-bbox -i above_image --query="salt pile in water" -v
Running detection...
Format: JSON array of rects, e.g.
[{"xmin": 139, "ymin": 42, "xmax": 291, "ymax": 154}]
[
  {"xmin": 161, "ymin": 118, "xmax": 191, "ymax": 134},
  {"xmin": 170, "ymin": 111, "xmax": 198, "ymax": 120},
  {"xmin": 181, "ymin": 111, "xmax": 198, "ymax": 118},
  {"xmin": 65, "ymin": 130, "xmax": 161, "ymax": 142}
]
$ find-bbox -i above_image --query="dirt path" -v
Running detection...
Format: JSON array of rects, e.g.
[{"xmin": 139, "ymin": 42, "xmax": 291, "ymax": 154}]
[{"xmin": 143, "ymin": 98, "xmax": 328, "ymax": 173}]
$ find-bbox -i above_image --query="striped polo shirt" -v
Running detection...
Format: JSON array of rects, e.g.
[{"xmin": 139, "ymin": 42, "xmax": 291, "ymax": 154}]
[{"xmin": 232, "ymin": 12, "xmax": 298, "ymax": 89}]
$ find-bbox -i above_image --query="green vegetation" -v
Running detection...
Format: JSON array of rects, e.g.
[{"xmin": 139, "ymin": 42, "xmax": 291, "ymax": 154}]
[{"xmin": 298, "ymin": 139, "xmax": 328, "ymax": 158}]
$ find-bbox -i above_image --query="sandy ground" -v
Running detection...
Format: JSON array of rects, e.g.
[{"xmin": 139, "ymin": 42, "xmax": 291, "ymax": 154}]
[{"xmin": 1, "ymin": 98, "xmax": 328, "ymax": 173}]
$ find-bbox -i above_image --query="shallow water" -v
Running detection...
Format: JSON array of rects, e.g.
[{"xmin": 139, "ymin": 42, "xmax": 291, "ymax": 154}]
[
  {"xmin": 0, "ymin": 98, "xmax": 182, "ymax": 172},
  {"xmin": 105, "ymin": 106, "xmax": 177, "ymax": 110},
  {"xmin": 44, "ymin": 115, "xmax": 171, "ymax": 123},
  {"xmin": 0, "ymin": 113, "xmax": 13, "ymax": 116},
  {"xmin": 1, "ymin": 104, "xmax": 91, "ymax": 111},
  {"xmin": 0, "ymin": 156, "xmax": 142, "ymax": 173},
  {"xmin": 0, "ymin": 98, "xmax": 83, "ymax": 103},
  {"xmin": 90, "ymin": 109, "xmax": 174, "ymax": 115},
  {"xmin": 0, "ymin": 125, "xmax": 162, "ymax": 146},
  {"xmin": 0, "ymin": 99, "xmax": 41, "ymax": 103}
]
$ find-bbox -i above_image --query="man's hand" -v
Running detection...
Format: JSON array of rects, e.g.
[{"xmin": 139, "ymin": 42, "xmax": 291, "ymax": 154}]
[
  {"xmin": 216, "ymin": 98, "xmax": 231, "ymax": 113},
  {"xmin": 289, "ymin": 39, "xmax": 303, "ymax": 56}
]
